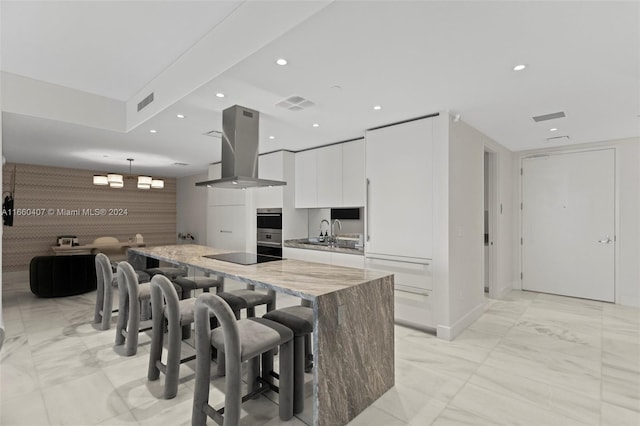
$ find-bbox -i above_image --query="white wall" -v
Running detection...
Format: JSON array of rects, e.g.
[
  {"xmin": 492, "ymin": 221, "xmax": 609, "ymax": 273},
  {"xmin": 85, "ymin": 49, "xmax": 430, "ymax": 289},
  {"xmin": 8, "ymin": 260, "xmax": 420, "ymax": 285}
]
[
  {"xmin": 514, "ymin": 137, "xmax": 640, "ymax": 307},
  {"xmin": 176, "ymin": 172, "xmax": 208, "ymax": 245}
]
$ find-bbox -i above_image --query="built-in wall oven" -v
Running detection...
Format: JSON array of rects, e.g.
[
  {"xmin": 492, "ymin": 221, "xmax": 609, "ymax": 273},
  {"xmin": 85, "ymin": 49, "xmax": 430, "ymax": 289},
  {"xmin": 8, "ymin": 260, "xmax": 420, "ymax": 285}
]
[{"xmin": 256, "ymin": 208, "xmax": 282, "ymax": 258}]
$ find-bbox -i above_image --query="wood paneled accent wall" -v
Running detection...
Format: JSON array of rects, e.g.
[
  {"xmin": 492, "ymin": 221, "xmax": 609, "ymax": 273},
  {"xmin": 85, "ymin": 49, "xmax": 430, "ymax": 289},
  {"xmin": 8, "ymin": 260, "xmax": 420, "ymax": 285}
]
[{"xmin": 2, "ymin": 163, "xmax": 176, "ymax": 272}]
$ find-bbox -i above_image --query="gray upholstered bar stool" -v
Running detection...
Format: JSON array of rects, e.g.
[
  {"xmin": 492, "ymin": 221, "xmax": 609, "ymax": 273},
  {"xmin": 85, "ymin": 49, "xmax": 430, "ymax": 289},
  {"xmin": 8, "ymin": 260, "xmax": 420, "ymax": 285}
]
[
  {"xmin": 173, "ymin": 275, "xmax": 223, "ymax": 339},
  {"xmin": 263, "ymin": 304, "xmax": 314, "ymax": 414},
  {"xmin": 94, "ymin": 253, "xmax": 150, "ymax": 330},
  {"xmin": 115, "ymin": 261, "xmax": 153, "ymax": 356},
  {"xmin": 192, "ymin": 293, "xmax": 294, "ymax": 426},
  {"xmin": 147, "ymin": 275, "xmax": 247, "ymax": 399},
  {"xmin": 224, "ymin": 285, "xmax": 276, "ymax": 318}
]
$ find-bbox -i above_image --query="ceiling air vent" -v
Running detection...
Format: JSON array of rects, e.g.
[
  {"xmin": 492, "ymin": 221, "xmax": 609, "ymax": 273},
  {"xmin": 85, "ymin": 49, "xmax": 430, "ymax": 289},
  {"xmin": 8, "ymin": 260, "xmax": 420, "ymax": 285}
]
[
  {"xmin": 276, "ymin": 95, "xmax": 315, "ymax": 111},
  {"xmin": 203, "ymin": 130, "xmax": 222, "ymax": 138},
  {"xmin": 532, "ymin": 111, "xmax": 566, "ymax": 122},
  {"xmin": 137, "ymin": 92, "xmax": 154, "ymax": 112},
  {"xmin": 546, "ymin": 135, "xmax": 570, "ymax": 142}
]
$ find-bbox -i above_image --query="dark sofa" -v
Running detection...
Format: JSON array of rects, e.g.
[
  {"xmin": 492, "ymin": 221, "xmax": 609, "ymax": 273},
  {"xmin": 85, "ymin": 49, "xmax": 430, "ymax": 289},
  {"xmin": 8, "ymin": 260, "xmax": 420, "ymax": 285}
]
[{"xmin": 30, "ymin": 254, "xmax": 97, "ymax": 297}]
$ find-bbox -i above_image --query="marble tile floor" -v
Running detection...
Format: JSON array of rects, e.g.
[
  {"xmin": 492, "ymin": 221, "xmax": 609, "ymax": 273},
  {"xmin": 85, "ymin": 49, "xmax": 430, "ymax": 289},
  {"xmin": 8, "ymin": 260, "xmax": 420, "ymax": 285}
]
[{"xmin": 1, "ymin": 271, "xmax": 639, "ymax": 426}]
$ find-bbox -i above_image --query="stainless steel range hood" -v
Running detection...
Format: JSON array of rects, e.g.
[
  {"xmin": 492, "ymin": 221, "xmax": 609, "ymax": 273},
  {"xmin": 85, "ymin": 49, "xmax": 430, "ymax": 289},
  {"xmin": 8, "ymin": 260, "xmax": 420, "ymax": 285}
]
[{"xmin": 195, "ymin": 105, "xmax": 287, "ymax": 189}]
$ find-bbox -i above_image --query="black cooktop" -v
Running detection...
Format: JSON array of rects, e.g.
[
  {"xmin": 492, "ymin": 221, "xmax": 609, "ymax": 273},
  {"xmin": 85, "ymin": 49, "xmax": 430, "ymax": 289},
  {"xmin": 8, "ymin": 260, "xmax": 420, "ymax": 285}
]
[{"xmin": 203, "ymin": 252, "xmax": 284, "ymax": 266}]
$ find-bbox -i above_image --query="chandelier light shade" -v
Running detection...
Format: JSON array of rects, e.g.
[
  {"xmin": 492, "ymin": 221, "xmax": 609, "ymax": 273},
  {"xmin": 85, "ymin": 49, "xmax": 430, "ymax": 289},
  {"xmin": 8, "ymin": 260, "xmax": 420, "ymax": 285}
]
[
  {"xmin": 138, "ymin": 176, "xmax": 152, "ymax": 186},
  {"xmin": 107, "ymin": 173, "xmax": 123, "ymax": 184},
  {"xmin": 93, "ymin": 175, "xmax": 108, "ymax": 185},
  {"xmin": 93, "ymin": 159, "xmax": 165, "ymax": 189}
]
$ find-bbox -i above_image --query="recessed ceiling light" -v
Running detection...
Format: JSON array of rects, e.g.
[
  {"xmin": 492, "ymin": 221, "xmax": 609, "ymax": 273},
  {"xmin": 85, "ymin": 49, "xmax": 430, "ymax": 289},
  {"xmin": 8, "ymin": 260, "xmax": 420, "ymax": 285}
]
[
  {"xmin": 549, "ymin": 128, "xmax": 558, "ymax": 132},
  {"xmin": 268, "ymin": 136, "xmax": 275, "ymax": 140},
  {"xmin": 312, "ymin": 123, "xmax": 319, "ymax": 128},
  {"xmin": 176, "ymin": 114, "xmax": 185, "ymax": 119},
  {"xmin": 513, "ymin": 64, "xmax": 527, "ymax": 71},
  {"xmin": 216, "ymin": 92, "xmax": 225, "ymax": 98},
  {"xmin": 149, "ymin": 129, "xmax": 157, "ymax": 133},
  {"xmin": 276, "ymin": 58, "xmax": 288, "ymax": 66},
  {"xmin": 373, "ymin": 105, "xmax": 382, "ymax": 110}
]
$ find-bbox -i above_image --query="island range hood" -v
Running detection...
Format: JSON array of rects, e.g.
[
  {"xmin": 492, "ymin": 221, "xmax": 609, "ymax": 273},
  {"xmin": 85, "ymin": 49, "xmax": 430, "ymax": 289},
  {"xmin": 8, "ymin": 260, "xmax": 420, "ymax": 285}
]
[{"xmin": 195, "ymin": 105, "xmax": 287, "ymax": 189}]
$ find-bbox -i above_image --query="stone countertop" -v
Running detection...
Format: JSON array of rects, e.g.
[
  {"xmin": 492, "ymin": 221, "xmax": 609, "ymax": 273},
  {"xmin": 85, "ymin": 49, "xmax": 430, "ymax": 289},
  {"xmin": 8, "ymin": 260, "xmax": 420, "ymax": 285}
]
[
  {"xmin": 284, "ymin": 238, "xmax": 364, "ymax": 255},
  {"xmin": 129, "ymin": 244, "xmax": 384, "ymax": 300}
]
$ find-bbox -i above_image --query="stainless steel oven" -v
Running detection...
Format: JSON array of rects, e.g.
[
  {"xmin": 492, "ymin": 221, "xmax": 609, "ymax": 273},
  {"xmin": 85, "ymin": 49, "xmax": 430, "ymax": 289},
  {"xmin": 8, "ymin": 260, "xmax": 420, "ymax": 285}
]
[{"xmin": 257, "ymin": 208, "xmax": 282, "ymax": 257}]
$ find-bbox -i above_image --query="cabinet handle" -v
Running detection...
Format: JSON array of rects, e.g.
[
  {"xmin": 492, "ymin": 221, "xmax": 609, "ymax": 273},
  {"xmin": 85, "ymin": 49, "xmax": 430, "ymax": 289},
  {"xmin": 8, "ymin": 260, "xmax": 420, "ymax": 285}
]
[
  {"xmin": 220, "ymin": 230, "xmax": 232, "ymax": 233},
  {"xmin": 366, "ymin": 178, "xmax": 371, "ymax": 242}
]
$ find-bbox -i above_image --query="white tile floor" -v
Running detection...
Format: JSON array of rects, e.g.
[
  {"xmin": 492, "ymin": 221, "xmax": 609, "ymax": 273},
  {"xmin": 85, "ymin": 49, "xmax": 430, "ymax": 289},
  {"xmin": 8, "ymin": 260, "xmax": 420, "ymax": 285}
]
[{"xmin": 1, "ymin": 270, "xmax": 639, "ymax": 425}]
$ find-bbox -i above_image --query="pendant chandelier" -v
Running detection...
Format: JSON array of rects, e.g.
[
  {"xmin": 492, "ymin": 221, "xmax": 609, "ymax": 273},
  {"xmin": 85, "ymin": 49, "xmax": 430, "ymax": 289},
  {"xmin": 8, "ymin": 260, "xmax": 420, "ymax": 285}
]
[{"xmin": 93, "ymin": 158, "xmax": 164, "ymax": 189}]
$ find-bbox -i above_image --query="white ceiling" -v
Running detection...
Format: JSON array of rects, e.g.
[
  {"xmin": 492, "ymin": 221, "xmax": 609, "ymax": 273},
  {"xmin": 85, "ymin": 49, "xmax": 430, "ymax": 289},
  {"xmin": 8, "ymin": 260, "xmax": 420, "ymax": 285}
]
[{"xmin": 2, "ymin": 1, "xmax": 639, "ymax": 178}]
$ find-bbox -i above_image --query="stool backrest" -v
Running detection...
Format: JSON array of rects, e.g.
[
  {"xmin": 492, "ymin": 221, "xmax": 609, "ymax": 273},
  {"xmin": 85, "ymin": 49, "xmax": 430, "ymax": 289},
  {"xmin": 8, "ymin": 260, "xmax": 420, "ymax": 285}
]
[
  {"xmin": 116, "ymin": 261, "xmax": 140, "ymax": 308},
  {"xmin": 95, "ymin": 253, "xmax": 113, "ymax": 290},
  {"xmin": 149, "ymin": 275, "xmax": 180, "ymax": 327},
  {"xmin": 194, "ymin": 293, "xmax": 242, "ymax": 425}
]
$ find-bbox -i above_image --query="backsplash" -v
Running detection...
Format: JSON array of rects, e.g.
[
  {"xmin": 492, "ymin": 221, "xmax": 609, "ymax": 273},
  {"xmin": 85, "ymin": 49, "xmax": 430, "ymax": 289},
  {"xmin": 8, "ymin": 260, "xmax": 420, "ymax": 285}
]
[
  {"xmin": 307, "ymin": 208, "xmax": 364, "ymax": 237},
  {"xmin": 2, "ymin": 163, "xmax": 176, "ymax": 272}
]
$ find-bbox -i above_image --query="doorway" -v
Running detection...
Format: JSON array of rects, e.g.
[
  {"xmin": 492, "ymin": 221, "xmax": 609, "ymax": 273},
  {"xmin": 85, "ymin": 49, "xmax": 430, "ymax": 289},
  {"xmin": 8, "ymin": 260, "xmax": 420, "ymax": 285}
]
[
  {"xmin": 521, "ymin": 149, "xmax": 615, "ymax": 302},
  {"xmin": 484, "ymin": 148, "xmax": 498, "ymax": 298}
]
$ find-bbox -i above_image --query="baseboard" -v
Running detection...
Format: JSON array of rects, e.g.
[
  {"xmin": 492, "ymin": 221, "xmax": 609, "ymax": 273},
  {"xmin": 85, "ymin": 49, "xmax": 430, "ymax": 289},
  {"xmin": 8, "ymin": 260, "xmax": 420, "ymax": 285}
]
[{"xmin": 436, "ymin": 301, "xmax": 484, "ymax": 341}]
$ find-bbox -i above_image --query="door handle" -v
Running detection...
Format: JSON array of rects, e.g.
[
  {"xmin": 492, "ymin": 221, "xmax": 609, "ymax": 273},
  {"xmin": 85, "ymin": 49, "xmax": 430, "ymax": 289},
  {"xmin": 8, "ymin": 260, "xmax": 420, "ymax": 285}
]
[
  {"xmin": 598, "ymin": 236, "xmax": 612, "ymax": 244},
  {"xmin": 366, "ymin": 178, "xmax": 371, "ymax": 242}
]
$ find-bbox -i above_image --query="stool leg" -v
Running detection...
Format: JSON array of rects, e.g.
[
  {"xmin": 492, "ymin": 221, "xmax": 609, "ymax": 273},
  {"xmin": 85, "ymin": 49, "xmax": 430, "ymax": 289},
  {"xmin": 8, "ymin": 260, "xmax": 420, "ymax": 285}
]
[
  {"xmin": 115, "ymin": 292, "xmax": 128, "ymax": 346},
  {"xmin": 293, "ymin": 335, "xmax": 305, "ymax": 414},
  {"xmin": 217, "ymin": 351, "xmax": 226, "ymax": 376},
  {"xmin": 261, "ymin": 350, "xmax": 274, "ymax": 386},
  {"xmin": 247, "ymin": 307, "xmax": 255, "ymax": 318},
  {"xmin": 147, "ymin": 313, "xmax": 164, "ymax": 381},
  {"xmin": 192, "ymin": 344, "xmax": 212, "ymax": 426},
  {"xmin": 278, "ymin": 339, "xmax": 294, "ymax": 421},
  {"xmin": 247, "ymin": 356, "xmax": 260, "ymax": 397},
  {"xmin": 164, "ymin": 317, "xmax": 182, "ymax": 399}
]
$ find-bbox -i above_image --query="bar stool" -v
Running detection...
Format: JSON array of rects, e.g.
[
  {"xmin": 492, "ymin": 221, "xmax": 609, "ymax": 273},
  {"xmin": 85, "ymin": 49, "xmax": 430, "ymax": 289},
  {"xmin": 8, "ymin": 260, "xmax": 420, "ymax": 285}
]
[
  {"xmin": 173, "ymin": 275, "xmax": 223, "ymax": 300},
  {"xmin": 192, "ymin": 293, "xmax": 294, "ymax": 426},
  {"xmin": 115, "ymin": 261, "xmax": 153, "ymax": 356},
  {"xmin": 147, "ymin": 275, "xmax": 249, "ymax": 399},
  {"xmin": 263, "ymin": 304, "xmax": 314, "ymax": 414},
  {"xmin": 94, "ymin": 253, "xmax": 150, "ymax": 330},
  {"xmin": 94, "ymin": 253, "xmax": 116, "ymax": 330},
  {"xmin": 224, "ymin": 284, "xmax": 276, "ymax": 317}
]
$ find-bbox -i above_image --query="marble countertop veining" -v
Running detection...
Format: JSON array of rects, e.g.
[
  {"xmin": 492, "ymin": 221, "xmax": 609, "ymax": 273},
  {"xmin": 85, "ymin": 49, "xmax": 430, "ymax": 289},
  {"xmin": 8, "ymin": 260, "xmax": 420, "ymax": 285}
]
[
  {"xmin": 284, "ymin": 238, "xmax": 364, "ymax": 255},
  {"xmin": 129, "ymin": 244, "xmax": 387, "ymax": 300}
]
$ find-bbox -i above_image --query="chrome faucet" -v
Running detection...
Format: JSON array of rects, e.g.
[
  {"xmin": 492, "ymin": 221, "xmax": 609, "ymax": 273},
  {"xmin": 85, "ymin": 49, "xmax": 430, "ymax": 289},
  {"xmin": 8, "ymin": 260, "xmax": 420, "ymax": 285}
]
[
  {"xmin": 320, "ymin": 219, "xmax": 330, "ymax": 241},
  {"xmin": 331, "ymin": 219, "xmax": 342, "ymax": 244}
]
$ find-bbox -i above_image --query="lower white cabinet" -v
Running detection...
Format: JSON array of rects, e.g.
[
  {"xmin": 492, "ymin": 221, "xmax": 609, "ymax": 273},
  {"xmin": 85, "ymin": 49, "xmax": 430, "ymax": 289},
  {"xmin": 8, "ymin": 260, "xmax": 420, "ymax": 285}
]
[
  {"xmin": 207, "ymin": 205, "xmax": 247, "ymax": 251},
  {"xmin": 364, "ymin": 256, "xmax": 434, "ymax": 329},
  {"xmin": 283, "ymin": 247, "xmax": 364, "ymax": 268},
  {"xmin": 330, "ymin": 252, "xmax": 365, "ymax": 269}
]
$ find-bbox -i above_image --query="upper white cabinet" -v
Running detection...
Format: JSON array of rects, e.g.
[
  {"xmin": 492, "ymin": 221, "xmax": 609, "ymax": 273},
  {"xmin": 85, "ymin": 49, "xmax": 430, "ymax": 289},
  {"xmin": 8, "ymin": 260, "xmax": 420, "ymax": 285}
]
[
  {"xmin": 342, "ymin": 139, "xmax": 365, "ymax": 207},
  {"xmin": 295, "ymin": 140, "xmax": 365, "ymax": 208},
  {"xmin": 316, "ymin": 144, "xmax": 343, "ymax": 207},
  {"xmin": 254, "ymin": 152, "xmax": 284, "ymax": 208},
  {"xmin": 294, "ymin": 150, "xmax": 317, "ymax": 208},
  {"xmin": 365, "ymin": 117, "xmax": 434, "ymax": 260}
]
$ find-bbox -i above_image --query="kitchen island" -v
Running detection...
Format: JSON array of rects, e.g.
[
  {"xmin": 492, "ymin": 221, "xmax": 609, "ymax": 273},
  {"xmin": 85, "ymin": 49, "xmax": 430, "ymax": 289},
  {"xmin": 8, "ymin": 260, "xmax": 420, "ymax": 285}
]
[{"xmin": 128, "ymin": 244, "xmax": 394, "ymax": 426}]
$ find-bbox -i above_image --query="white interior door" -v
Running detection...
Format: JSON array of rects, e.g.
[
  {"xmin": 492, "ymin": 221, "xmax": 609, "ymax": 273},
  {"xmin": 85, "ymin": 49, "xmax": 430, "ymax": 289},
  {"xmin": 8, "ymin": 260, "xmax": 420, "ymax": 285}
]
[{"xmin": 522, "ymin": 149, "xmax": 615, "ymax": 302}]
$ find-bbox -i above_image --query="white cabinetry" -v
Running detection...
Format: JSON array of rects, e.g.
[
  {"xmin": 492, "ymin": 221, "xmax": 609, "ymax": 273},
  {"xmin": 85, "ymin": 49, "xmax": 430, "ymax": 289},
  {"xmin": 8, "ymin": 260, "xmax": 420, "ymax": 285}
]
[
  {"xmin": 365, "ymin": 116, "xmax": 436, "ymax": 330},
  {"xmin": 342, "ymin": 139, "xmax": 365, "ymax": 207},
  {"xmin": 207, "ymin": 205, "xmax": 246, "ymax": 251},
  {"xmin": 294, "ymin": 150, "xmax": 317, "ymax": 208},
  {"xmin": 254, "ymin": 152, "xmax": 284, "ymax": 208},
  {"xmin": 207, "ymin": 163, "xmax": 248, "ymax": 251},
  {"xmin": 365, "ymin": 118, "xmax": 433, "ymax": 260},
  {"xmin": 283, "ymin": 247, "xmax": 364, "ymax": 268},
  {"xmin": 294, "ymin": 141, "xmax": 365, "ymax": 208}
]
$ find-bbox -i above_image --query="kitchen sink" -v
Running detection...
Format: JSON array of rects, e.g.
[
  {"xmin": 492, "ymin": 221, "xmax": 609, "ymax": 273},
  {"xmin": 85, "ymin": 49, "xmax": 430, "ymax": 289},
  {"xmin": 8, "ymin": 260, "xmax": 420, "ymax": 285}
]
[{"xmin": 306, "ymin": 238, "xmax": 357, "ymax": 249}]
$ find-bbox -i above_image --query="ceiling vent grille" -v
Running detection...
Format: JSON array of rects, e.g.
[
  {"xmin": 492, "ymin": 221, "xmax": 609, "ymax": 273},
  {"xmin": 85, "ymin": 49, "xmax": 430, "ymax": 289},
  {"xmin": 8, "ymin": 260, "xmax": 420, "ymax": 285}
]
[
  {"xmin": 137, "ymin": 92, "xmax": 154, "ymax": 112},
  {"xmin": 203, "ymin": 130, "xmax": 222, "ymax": 138},
  {"xmin": 276, "ymin": 95, "xmax": 315, "ymax": 111},
  {"xmin": 533, "ymin": 111, "xmax": 566, "ymax": 122},
  {"xmin": 546, "ymin": 135, "xmax": 570, "ymax": 142}
]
